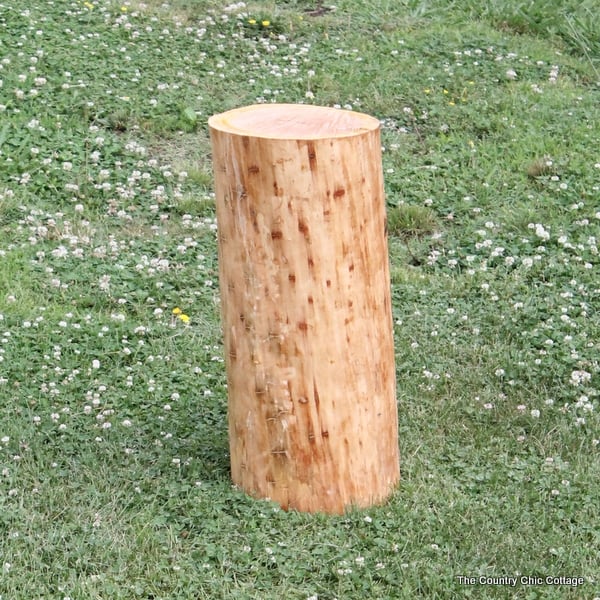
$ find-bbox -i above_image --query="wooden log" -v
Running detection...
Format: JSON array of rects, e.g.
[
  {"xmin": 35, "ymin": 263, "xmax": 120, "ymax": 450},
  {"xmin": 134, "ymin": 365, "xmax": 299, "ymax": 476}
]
[{"xmin": 208, "ymin": 103, "xmax": 399, "ymax": 514}]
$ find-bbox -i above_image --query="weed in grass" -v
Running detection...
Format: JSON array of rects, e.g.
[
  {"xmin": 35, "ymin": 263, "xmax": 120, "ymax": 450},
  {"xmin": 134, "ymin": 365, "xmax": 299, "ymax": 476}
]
[{"xmin": 387, "ymin": 204, "xmax": 439, "ymax": 238}]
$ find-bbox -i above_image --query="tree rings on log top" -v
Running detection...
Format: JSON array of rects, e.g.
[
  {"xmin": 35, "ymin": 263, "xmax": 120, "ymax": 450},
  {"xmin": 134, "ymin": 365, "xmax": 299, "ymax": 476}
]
[{"xmin": 208, "ymin": 103, "xmax": 380, "ymax": 140}]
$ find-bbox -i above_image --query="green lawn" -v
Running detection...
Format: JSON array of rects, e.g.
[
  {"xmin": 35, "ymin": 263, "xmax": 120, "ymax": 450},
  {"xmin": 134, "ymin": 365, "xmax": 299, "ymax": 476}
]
[{"xmin": 0, "ymin": 0, "xmax": 599, "ymax": 598}]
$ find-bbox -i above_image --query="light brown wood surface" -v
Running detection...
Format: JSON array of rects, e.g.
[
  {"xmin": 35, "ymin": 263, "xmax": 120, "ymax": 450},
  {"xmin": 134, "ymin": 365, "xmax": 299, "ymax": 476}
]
[{"xmin": 209, "ymin": 103, "xmax": 399, "ymax": 513}]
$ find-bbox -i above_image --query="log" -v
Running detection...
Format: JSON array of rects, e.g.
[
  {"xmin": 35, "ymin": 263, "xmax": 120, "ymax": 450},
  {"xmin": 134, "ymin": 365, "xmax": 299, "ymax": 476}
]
[{"xmin": 208, "ymin": 103, "xmax": 399, "ymax": 514}]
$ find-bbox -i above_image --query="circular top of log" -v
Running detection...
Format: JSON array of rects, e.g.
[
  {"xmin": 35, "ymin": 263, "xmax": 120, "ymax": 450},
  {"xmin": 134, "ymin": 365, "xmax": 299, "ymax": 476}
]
[{"xmin": 208, "ymin": 103, "xmax": 380, "ymax": 140}]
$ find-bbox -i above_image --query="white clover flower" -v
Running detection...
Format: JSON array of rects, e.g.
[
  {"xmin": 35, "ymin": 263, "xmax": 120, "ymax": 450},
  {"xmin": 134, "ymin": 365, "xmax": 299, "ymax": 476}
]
[
  {"xmin": 570, "ymin": 370, "xmax": 591, "ymax": 386},
  {"xmin": 534, "ymin": 223, "xmax": 550, "ymax": 240}
]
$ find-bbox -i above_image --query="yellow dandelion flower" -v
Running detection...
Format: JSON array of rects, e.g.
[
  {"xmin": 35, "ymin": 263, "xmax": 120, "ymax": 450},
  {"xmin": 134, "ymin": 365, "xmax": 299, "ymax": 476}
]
[
  {"xmin": 84, "ymin": 1, "xmax": 94, "ymax": 8},
  {"xmin": 248, "ymin": 18, "xmax": 256, "ymax": 25},
  {"xmin": 448, "ymin": 101, "xmax": 456, "ymax": 106},
  {"xmin": 178, "ymin": 314, "xmax": 190, "ymax": 323},
  {"xmin": 262, "ymin": 20, "xmax": 270, "ymax": 27},
  {"xmin": 172, "ymin": 307, "xmax": 182, "ymax": 315},
  {"xmin": 121, "ymin": 5, "xmax": 127, "ymax": 11}
]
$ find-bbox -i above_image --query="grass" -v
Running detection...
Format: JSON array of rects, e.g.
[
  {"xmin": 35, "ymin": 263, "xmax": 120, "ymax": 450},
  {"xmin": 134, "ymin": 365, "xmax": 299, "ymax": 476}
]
[{"xmin": 0, "ymin": 0, "xmax": 599, "ymax": 598}]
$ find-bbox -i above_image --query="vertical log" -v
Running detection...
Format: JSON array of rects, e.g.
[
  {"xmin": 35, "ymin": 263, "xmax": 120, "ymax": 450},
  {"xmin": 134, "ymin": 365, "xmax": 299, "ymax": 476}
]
[{"xmin": 209, "ymin": 104, "xmax": 399, "ymax": 514}]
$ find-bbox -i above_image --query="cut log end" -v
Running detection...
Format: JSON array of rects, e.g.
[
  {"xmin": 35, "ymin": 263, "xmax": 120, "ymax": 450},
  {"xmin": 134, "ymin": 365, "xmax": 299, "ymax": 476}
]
[{"xmin": 208, "ymin": 103, "xmax": 380, "ymax": 140}]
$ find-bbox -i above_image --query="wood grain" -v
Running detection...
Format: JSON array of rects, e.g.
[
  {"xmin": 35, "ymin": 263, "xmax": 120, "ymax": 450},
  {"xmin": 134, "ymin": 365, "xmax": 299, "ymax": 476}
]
[{"xmin": 209, "ymin": 104, "xmax": 399, "ymax": 513}]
